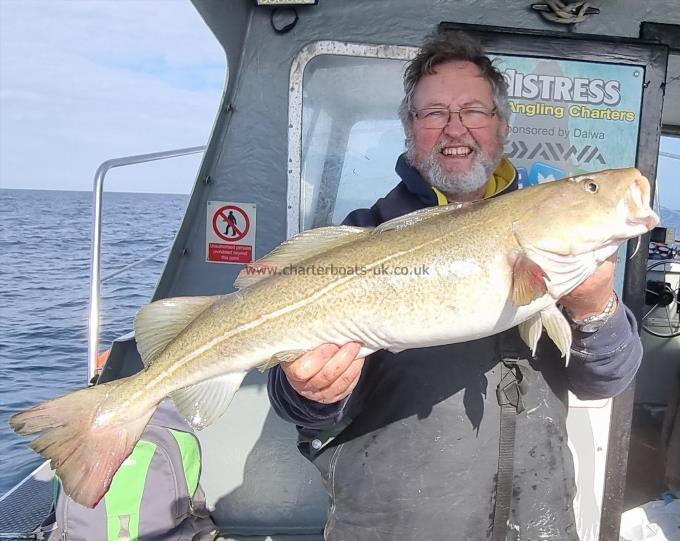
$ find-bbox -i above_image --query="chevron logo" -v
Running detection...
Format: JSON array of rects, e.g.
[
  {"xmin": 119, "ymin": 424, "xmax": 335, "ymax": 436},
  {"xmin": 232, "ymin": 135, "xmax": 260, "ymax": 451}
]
[{"xmin": 506, "ymin": 141, "xmax": 606, "ymax": 165}]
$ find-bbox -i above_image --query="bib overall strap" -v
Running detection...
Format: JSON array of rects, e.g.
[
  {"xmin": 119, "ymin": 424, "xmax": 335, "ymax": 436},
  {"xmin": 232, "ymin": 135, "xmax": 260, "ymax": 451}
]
[{"xmin": 492, "ymin": 356, "xmax": 528, "ymax": 541}]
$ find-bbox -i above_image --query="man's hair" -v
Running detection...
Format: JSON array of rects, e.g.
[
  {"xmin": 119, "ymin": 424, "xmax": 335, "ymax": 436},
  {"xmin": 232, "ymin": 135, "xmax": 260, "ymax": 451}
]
[{"xmin": 399, "ymin": 30, "xmax": 510, "ymax": 130}]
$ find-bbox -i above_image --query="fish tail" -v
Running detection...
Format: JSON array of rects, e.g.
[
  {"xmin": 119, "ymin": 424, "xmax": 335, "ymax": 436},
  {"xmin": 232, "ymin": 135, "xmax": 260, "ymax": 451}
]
[{"xmin": 9, "ymin": 382, "xmax": 156, "ymax": 508}]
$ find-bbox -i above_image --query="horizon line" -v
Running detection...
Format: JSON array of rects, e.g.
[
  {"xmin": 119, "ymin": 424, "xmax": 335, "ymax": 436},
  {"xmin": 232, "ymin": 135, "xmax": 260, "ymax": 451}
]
[{"xmin": 0, "ymin": 186, "xmax": 190, "ymax": 196}]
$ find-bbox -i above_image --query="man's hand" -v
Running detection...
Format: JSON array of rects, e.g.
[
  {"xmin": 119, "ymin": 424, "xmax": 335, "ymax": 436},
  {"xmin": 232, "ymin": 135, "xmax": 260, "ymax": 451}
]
[
  {"xmin": 560, "ymin": 253, "xmax": 617, "ymax": 320},
  {"xmin": 280, "ymin": 342, "xmax": 365, "ymax": 404}
]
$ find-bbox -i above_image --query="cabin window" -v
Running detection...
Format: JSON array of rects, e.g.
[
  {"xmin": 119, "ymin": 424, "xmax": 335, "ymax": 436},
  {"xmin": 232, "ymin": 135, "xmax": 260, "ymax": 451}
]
[
  {"xmin": 290, "ymin": 44, "xmax": 417, "ymax": 233},
  {"xmin": 299, "ymin": 55, "xmax": 407, "ymax": 229},
  {"xmin": 656, "ymin": 134, "xmax": 680, "ymax": 238}
]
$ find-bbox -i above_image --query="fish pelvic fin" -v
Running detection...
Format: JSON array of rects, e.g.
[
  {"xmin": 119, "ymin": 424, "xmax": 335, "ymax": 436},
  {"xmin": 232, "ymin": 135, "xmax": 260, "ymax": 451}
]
[
  {"xmin": 134, "ymin": 295, "xmax": 222, "ymax": 367},
  {"xmin": 517, "ymin": 305, "xmax": 572, "ymax": 365},
  {"xmin": 9, "ymin": 382, "xmax": 156, "ymax": 508},
  {"xmin": 518, "ymin": 314, "xmax": 542, "ymax": 356},
  {"xmin": 540, "ymin": 304, "xmax": 572, "ymax": 366},
  {"xmin": 171, "ymin": 371, "xmax": 247, "ymax": 430},
  {"xmin": 511, "ymin": 253, "xmax": 549, "ymax": 306}
]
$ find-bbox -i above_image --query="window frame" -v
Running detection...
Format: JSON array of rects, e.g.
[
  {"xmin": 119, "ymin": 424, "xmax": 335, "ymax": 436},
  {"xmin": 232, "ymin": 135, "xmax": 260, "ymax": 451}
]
[{"xmin": 286, "ymin": 40, "xmax": 417, "ymax": 238}]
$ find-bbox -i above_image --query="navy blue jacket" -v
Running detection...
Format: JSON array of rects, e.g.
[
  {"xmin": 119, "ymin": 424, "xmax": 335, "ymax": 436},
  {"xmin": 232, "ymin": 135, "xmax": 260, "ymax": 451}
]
[{"xmin": 268, "ymin": 155, "xmax": 642, "ymax": 540}]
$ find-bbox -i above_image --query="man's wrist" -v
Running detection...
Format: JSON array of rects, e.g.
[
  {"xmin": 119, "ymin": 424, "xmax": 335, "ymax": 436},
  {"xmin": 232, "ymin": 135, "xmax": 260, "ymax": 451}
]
[{"xmin": 566, "ymin": 291, "xmax": 618, "ymax": 333}]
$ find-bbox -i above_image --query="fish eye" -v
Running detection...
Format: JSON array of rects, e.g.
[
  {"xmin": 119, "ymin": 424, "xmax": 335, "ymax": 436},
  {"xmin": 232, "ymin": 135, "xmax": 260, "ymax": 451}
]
[{"xmin": 584, "ymin": 180, "xmax": 599, "ymax": 193}]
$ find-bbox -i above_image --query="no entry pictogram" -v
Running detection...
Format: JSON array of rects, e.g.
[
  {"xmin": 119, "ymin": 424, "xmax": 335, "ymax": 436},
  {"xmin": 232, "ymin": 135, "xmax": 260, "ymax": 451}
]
[
  {"xmin": 212, "ymin": 205, "xmax": 250, "ymax": 242},
  {"xmin": 206, "ymin": 201, "xmax": 256, "ymax": 265}
]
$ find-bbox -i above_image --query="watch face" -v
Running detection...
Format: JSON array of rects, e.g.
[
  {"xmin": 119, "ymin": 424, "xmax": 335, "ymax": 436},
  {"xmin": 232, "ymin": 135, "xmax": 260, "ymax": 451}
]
[{"xmin": 577, "ymin": 320, "xmax": 605, "ymax": 333}]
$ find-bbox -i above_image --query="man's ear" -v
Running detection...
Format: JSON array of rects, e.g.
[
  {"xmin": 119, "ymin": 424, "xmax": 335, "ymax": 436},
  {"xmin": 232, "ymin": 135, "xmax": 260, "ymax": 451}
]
[
  {"xmin": 404, "ymin": 125, "xmax": 415, "ymax": 154},
  {"xmin": 501, "ymin": 120, "xmax": 510, "ymax": 138}
]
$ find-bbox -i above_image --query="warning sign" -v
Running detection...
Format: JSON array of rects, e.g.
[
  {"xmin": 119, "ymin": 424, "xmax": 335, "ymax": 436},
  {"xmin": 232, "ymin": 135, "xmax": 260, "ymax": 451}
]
[{"xmin": 206, "ymin": 201, "xmax": 256, "ymax": 264}]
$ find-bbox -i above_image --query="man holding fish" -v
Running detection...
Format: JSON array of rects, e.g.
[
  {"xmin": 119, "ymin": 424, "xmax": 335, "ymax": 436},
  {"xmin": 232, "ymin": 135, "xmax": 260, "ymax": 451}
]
[
  {"xmin": 268, "ymin": 30, "xmax": 645, "ymax": 540},
  {"xmin": 11, "ymin": 30, "xmax": 658, "ymax": 539}
]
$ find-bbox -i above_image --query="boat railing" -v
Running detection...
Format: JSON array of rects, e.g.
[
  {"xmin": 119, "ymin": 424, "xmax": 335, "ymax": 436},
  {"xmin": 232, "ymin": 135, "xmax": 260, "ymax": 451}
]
[
  {"xmin": 88, "ymin": 146, "xmax": 206, "ymax": 381},
  {"xmin": 101, "ymin": 243, "xmax": 173, "ymax": 283}
]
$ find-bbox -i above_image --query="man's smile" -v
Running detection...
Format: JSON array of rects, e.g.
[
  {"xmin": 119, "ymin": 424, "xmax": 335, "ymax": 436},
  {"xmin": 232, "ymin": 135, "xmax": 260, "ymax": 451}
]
[{"xmin": 441, "ymin": 145, "xmax": 473, "ymax": 157}]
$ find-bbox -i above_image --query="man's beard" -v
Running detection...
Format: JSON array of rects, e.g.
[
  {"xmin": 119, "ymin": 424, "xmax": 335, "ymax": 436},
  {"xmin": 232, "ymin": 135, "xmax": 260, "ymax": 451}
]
[{"xmin": 406, "ymin": 132, "xmax": 504, "ymax": 198}]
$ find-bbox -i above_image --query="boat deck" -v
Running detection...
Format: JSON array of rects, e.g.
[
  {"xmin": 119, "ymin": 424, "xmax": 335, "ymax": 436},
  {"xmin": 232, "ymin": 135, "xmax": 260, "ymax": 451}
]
[{"xmin": 0, "ymin": 462, "xmax": 54, "ymax": 540}]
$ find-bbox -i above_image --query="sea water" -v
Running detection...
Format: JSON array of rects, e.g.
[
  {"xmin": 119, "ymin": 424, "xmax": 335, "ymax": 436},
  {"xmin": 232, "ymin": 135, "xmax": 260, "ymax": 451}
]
[{"xmin": 0, "ymin": 188, "xmax": 188, "ymax": 495}]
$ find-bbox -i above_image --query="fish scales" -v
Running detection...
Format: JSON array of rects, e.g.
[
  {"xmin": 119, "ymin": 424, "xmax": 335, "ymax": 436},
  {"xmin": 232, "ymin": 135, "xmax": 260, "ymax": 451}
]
[{"xmin": 150, "ymin": 200, "xmax": 518, "ymax": 387}]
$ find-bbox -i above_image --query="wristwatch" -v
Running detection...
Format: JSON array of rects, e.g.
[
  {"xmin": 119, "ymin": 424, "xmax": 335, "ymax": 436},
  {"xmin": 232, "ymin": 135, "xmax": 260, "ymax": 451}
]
[{"xmin": 567, "ymin": 292, "xmax": 618, "ymax": 333}]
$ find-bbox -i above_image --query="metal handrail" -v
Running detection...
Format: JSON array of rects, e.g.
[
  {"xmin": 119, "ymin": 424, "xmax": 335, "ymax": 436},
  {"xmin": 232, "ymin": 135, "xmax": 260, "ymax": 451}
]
[
  {"xmin": 88, "ymin": 146, "xmax": 206, "ymax": 381},
  {"xmin": 101, "ymin": 244, "xmax": 172, "ymax": 283}
]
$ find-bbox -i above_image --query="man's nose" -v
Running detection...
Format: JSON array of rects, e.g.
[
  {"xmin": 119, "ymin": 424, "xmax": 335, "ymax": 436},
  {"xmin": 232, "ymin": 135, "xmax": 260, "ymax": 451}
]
[{"xmin": 443, "ymin": 111, "xmax": 467, "ymax": 137}]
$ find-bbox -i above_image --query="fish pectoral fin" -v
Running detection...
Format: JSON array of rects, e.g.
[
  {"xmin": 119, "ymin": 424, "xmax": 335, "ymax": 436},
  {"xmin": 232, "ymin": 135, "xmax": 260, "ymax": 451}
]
[
  {"xmin": 518, "ymin": 314, "xmax": 542, "ymax": 356},
  {"xmin": 373, "ymin": 203, "xmax": 466, "ymax": 234},
  {"xmin": 170, "ymin": 371, "xmax": 247, "ymax": 430},
  {"xmin": 258, "ymin": 349, "xmax": 308, "ymax": 372},
  {"xmin": 511, "ymin": 253, "xmax": 549, "ymax": 306},
  {"xmin": 134, "ymin": 296, "xmax": 223, "ymax": 366},
  {"xmin": 540, "ymin": 304, "xmax": 572, "ymax": 366},
  {"xmin": 235, "ymin": 226, "xmax": 371, "ymax": 289}
]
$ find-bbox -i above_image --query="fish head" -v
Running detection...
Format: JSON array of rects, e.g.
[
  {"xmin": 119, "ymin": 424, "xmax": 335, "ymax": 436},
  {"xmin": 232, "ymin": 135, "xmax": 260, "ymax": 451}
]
[{"xmin": 513, "ymin": 168, "xmax": 659, "ymax": 259}]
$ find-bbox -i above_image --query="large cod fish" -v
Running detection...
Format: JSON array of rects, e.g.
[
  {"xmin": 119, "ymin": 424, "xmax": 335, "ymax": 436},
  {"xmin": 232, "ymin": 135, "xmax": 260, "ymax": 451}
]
[{"xmin": 11, "ymin": 168, "xmax": 658, "ymax": 508}]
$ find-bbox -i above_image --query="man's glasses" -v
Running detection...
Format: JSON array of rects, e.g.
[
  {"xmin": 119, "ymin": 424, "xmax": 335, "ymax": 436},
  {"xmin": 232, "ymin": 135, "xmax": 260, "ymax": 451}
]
[{"xmin": 413, "ymin": 107, "xmax": 498, "ymax": 129}]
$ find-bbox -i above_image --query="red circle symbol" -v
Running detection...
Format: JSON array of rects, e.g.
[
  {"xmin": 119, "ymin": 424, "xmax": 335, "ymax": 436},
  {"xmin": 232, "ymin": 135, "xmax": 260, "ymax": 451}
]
[{"xmin": 212, "ymin": 205, "xmax": 250, "ymax": 242}]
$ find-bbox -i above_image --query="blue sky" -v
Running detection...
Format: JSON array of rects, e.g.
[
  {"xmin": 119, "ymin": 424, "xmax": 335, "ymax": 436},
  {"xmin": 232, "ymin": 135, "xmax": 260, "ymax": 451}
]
[{"xmin": 0, "ymin": 0, "xmax": 225, "ymax": 194}]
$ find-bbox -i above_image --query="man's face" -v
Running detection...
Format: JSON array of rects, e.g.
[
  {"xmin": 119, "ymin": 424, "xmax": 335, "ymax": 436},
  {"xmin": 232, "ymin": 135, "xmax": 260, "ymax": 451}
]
[{"xmin": 407, "ymin": 60, "xmax": 509, "ymax": 200}]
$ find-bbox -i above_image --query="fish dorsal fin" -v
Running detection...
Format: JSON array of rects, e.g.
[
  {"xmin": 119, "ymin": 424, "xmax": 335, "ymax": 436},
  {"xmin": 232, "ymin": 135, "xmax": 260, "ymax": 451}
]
[
  {"xmin": 373, "ymin": 203, "xmax": 465, "ymax": 234},
  {"xmin": 134, "ymin": 296, "xmax": 221, "ymax": 367},
  {"xmin": 511, "ymin": 253, "xmax": 549, "ymax": 306},
  {"xmin": 235, "ymin": 225, "xmax": 371, "ymax": 289},
  {"xmin": 170, "ymin": 371, "xmax": 247, "ymax": 430}
]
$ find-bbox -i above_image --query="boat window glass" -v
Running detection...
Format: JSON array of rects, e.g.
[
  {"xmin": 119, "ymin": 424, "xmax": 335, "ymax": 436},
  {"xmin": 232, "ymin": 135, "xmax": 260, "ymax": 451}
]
[
  {"xmin": 656, "ymin": 134, "xmax": 680, "ymax": 241},
  {"xmin": 298, "ymin": 53, "xmax": 409, "ymax": 230}
]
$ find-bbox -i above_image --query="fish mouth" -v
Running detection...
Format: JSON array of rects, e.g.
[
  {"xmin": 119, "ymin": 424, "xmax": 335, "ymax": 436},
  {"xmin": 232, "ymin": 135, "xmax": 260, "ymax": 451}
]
[{"xmin": 625, "ymin": 174, "xmax": 659, "ymax": 232}]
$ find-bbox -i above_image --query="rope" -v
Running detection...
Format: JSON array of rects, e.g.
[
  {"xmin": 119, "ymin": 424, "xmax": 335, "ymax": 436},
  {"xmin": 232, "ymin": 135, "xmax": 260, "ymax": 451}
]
[{"xmin": 531, "ymin": 0, "xmax": 598, "ymax": 24}]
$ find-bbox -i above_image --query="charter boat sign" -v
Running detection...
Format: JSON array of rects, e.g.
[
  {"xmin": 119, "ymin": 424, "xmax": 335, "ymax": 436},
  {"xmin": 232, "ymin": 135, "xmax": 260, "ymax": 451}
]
[{"xmin": 206, "ymin": 201, "xmax": 257, "ymax": 264}]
